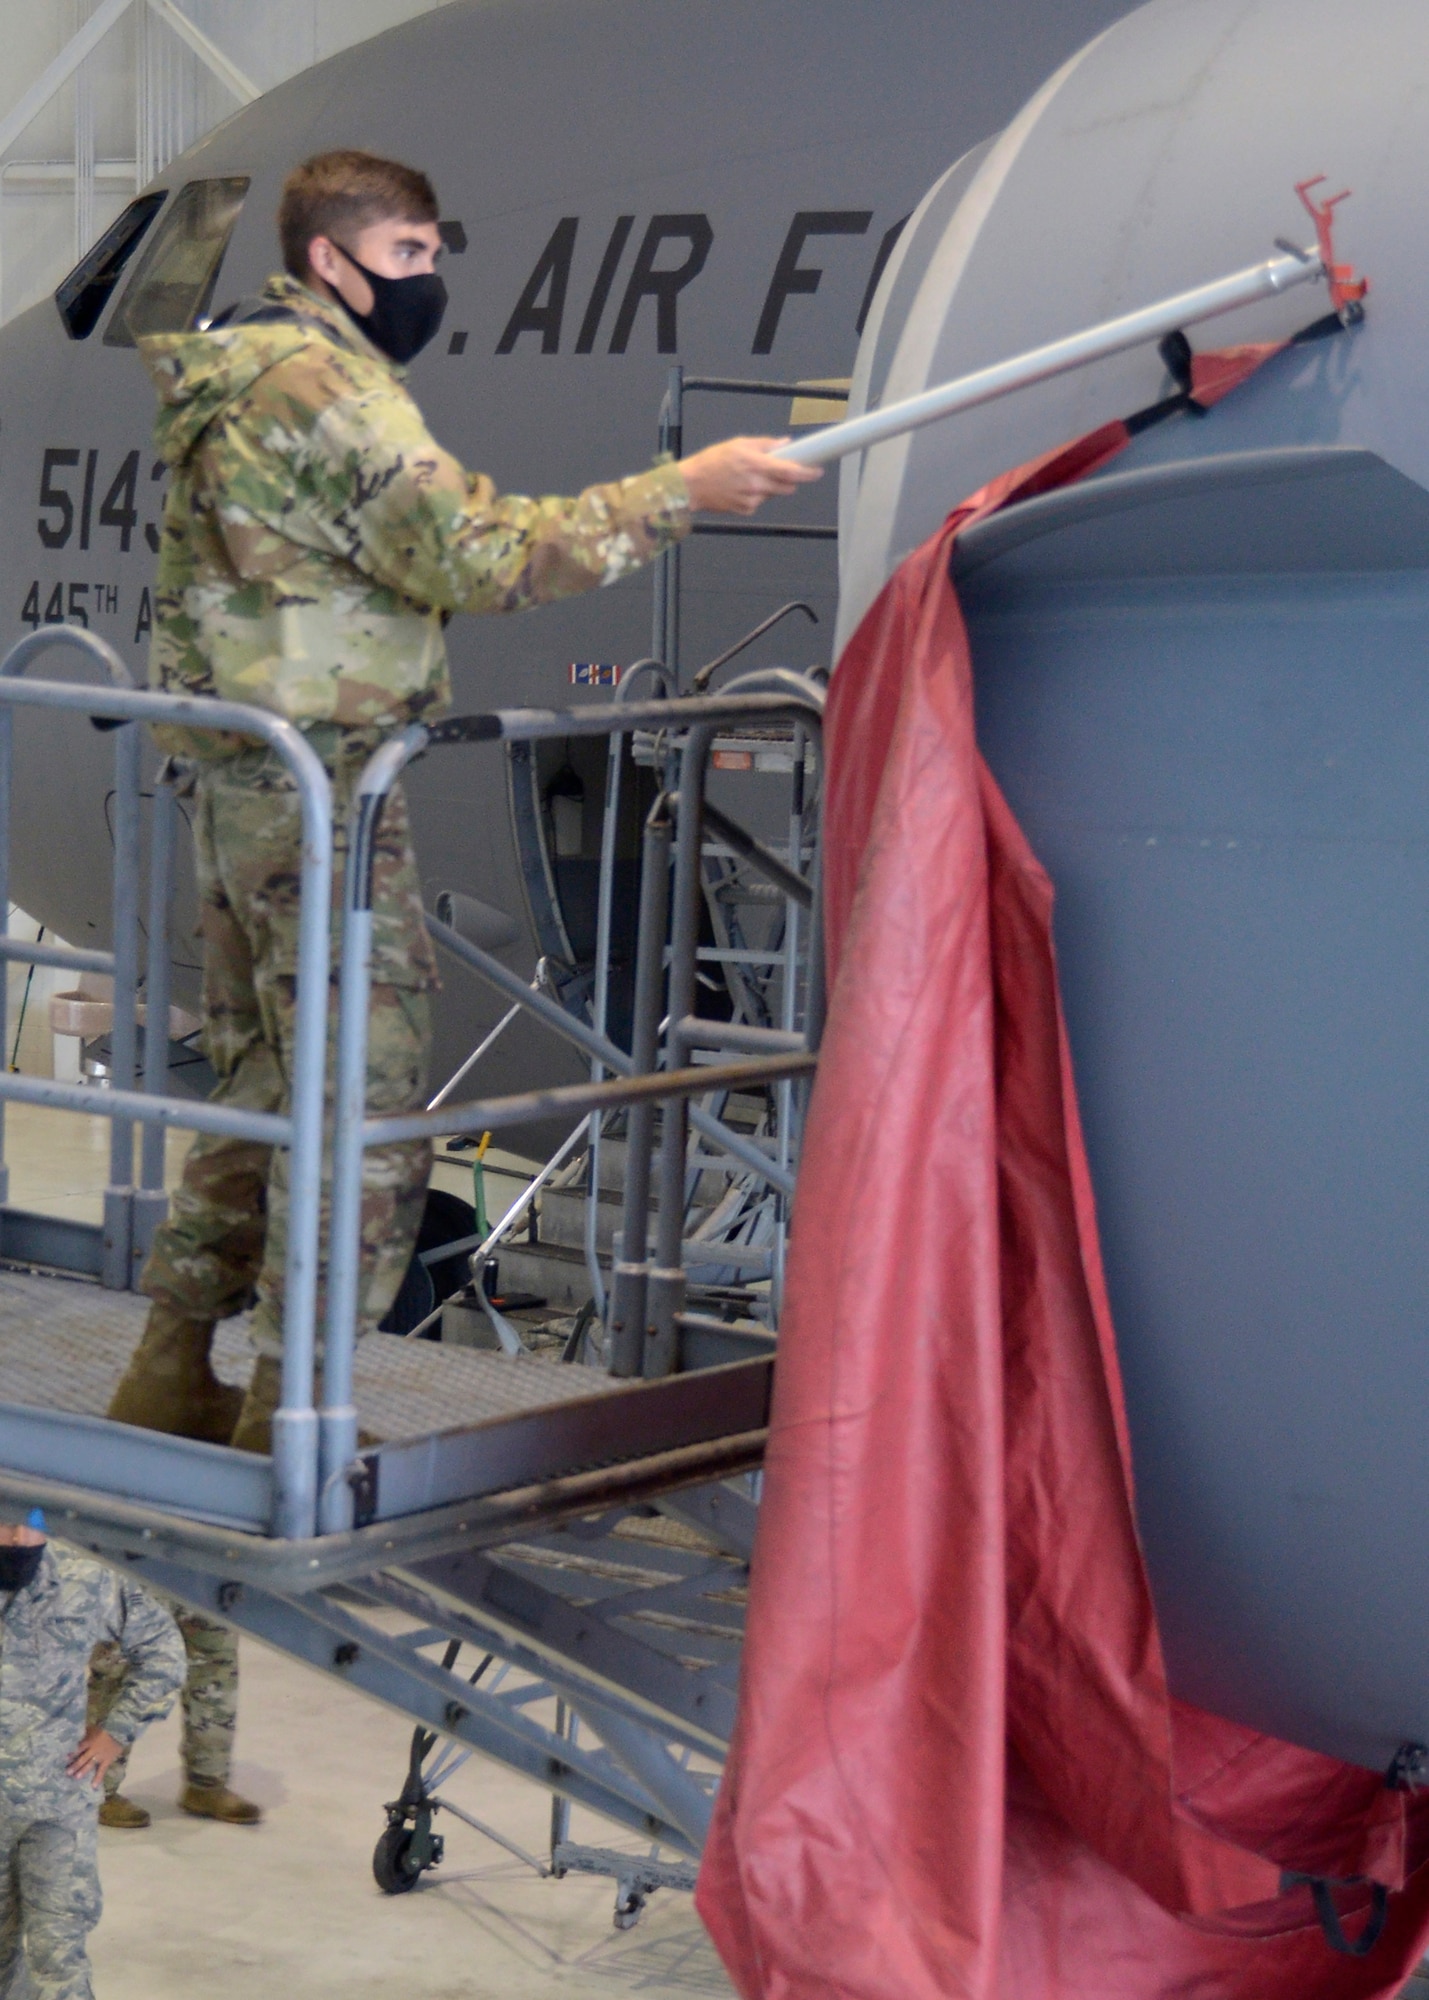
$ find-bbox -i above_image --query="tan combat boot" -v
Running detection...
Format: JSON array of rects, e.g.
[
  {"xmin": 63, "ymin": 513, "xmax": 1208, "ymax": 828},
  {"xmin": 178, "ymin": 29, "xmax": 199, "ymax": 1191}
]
[
  {"xmin": 228, "ymin": 1353, "xmax": 378, "ymax": 1455},
  {"xmin": 227, "ymin": 1352, "xmax": 282, "ymax": 1455},
  {"xmin": 106, "ymin": 1303, "xmax": 245, "ymax": 1444},
  {"xmin": 99, "ymin": 1793, "xmax": 151, "ymax": 1830},
  {"xmin": 178, "ymin": 1781, "xmax": 263, "ymax": 1825}
]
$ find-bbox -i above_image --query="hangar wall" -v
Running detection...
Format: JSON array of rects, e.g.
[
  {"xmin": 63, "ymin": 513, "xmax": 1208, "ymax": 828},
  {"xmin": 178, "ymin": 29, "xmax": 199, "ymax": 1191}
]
[{"xmin": 0, "ymin": 0, "xmax": 454, "ymax": 325}]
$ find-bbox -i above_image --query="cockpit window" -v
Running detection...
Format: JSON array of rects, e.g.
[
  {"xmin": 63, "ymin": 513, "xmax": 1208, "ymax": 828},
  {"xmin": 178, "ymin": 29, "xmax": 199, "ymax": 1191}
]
[
  {"xmin": 54, "ymin": 193, "xmax": 167, "ymax": 340},
  {"xmin": 103, "ymin": 177, "xmax": 250, "ymax": 349}
]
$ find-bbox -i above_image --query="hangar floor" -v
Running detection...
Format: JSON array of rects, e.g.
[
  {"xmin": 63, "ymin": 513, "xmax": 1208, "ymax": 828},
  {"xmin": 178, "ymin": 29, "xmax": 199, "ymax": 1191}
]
[
  {"xmin": 1, "ymin": 1100, "xmax": 734, "ymax": 1998},
  {"xmin": 91, "ymin": 1622, "xmax": 732, "ymax": 2000}
]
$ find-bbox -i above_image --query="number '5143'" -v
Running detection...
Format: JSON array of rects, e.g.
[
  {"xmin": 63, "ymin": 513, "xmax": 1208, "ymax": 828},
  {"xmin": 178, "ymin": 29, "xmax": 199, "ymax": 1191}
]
[{"xmin": 37, "ymin": 448, "xmax": 159, "ymax": 556}]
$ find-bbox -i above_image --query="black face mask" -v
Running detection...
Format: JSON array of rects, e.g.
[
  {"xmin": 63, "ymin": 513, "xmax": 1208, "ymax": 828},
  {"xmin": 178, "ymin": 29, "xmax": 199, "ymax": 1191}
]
[
  {"xmin": 0, "ymin": 1542, "xmax": 43, "ymax": 1592},
  {"xmin": 331, "ymin": 243, "xmax": 446, "ymax": 364}
]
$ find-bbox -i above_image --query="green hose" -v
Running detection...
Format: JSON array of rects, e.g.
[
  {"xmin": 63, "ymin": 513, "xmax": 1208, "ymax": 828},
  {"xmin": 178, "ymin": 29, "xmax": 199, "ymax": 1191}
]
[{"xmin": 472, "ymin": 1130, "xmax": 491, "ymax": 1239}]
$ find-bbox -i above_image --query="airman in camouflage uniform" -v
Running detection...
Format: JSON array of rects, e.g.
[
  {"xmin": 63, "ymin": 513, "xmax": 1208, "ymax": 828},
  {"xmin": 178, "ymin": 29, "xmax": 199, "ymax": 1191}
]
[
  {"xmin": 135, "ymin": 269, "xmax": 689, "ymax": 749},
  {"xmin": 103, "ymin": 149, "xmax": 814, "ymax": 1453},
  {"xmin": 88, "ymin": 1602, "xmax": 259, "ymax": 1829},
  {"xmin": 0, "ymin": 1531, "xmax": 183, "ymax": 1999},
  {"xmin": 104, "ymin": 265, "xmax": 688, "ymax": 1455}
]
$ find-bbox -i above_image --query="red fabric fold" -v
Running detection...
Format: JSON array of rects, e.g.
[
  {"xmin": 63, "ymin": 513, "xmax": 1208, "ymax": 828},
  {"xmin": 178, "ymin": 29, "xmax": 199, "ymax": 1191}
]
[{"xmin": 697, "ymin": 349, "xmax": 1429, "ymax": 1999}]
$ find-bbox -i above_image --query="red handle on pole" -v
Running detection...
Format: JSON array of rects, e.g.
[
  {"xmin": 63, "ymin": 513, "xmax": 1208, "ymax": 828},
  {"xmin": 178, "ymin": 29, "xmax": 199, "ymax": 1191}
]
[{"xmin": 1296, "ymin": 176, "xmax": 1369, "ymax": 320}]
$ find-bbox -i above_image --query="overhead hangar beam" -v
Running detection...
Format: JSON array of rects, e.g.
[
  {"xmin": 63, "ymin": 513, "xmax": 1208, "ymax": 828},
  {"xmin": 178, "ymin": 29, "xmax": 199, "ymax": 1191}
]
[
  {"xmin": 0, "ymin": 0, "xmax": 137, "ymax": 162},
  {"xmin": 0, "ymin": 0, "xmax": 258, "ymax": 176},
  {"xmin": 145, "ymin": 0, "xmax": 261, "ymax": 106}
]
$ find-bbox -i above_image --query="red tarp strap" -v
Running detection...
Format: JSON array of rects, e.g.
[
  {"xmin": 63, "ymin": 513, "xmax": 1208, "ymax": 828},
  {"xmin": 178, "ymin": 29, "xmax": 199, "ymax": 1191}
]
[{"xmin": 698, "ymin": 338, "xmax": 1429, "ymax": 1999}]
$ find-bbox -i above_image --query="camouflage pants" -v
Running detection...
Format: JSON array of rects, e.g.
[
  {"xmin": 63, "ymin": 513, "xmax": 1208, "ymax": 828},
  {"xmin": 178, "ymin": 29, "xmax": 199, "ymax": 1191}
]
[
  {"xmin": 140, "ymin": 744, "xmax": 438, "ymax": 1359},
  {"xmin": 88, "ymin": 1600, "xmax": 235, "ymax": 1793},
  {"xmin": 0, "ymin": 1798, "xmax": 100, "ymax": 2000}
]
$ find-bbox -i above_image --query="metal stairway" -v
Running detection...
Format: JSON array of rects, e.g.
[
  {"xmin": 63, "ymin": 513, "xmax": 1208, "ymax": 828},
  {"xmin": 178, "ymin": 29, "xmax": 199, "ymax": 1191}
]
[{"xmin": 462, "ymin": 1102, "xmax": 782, "ymax": 1344}]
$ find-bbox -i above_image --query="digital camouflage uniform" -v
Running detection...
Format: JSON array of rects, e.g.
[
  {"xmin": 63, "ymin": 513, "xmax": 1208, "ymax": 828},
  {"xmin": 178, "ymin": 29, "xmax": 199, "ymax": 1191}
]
[
  {"xmin": 0, "ymin": 1545, "xmax": 183, "ymax": 1999},
  {"xmin": 127, "ymin": 272, "xmax": 690, "ymax": 1373},
  {"xmin": 88, "ymin": 1599, "xmax": 236, "ymax": 1795}
]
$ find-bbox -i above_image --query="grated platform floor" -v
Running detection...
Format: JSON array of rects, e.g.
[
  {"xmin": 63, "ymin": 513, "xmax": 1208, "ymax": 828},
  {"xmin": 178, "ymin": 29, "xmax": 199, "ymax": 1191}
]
[{"xmin": 0, "ymin": 1265, "xmax": 622, "ymax": 1443}]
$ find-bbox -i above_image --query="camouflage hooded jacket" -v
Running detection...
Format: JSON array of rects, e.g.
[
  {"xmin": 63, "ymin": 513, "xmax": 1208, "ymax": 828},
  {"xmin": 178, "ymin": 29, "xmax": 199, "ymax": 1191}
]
[
  {"xmin": 138, "ymin": 274, "xmax": 691, "ymax": 755},
  {"xmin": 0, "ymin": 1543, "xmax": 183, "ymax": 1807}
]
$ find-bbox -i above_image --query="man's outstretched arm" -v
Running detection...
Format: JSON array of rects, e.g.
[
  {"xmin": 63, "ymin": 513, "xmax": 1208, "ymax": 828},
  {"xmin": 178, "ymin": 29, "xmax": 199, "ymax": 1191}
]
[{"xmin": 277, "ymin": 383, "xmax": 820, "ymax": 615}]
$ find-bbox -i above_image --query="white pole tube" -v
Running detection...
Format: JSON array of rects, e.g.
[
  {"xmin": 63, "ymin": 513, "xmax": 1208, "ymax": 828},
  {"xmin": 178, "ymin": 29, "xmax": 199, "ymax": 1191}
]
[
  {"xmin": 775, "ymin": 243, "xmax": 1327, "ymax": 470},
  {"xmin": 426, "ymin": 1000, "xmax": 522, "ymax": 1112}
]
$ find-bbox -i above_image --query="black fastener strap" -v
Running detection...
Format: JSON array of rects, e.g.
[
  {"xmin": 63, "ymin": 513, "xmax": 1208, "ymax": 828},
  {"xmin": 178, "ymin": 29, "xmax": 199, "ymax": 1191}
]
[
  {"xmin": 1310, "ymin": 1879, "xmax": 1389, "ymax": 1959},
  {"xmin": 1385, "ymin": 1740, "xmax": 1429, "ymax": 1792},
  {"xmin": 1283, "ymin": 1872, "xmax": 1391, "ymax": 1958}
]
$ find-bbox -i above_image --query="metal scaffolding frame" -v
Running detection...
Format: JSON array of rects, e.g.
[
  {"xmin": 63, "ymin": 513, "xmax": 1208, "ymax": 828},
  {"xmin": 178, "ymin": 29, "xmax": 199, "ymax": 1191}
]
[{"xmin": 0, "ymin": 628, "xmax": 823, "ymax": 1913}]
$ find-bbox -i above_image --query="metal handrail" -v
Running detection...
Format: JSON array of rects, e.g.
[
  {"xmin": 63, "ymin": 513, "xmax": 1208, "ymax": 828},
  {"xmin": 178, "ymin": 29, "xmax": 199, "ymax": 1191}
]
[
  {"xmin": 638, "ymin": 670, "xmax": 826, "ymax": 1370},
  {"xmin": 425, "ymin": 688, "xmax": 823, "ymax": 744},
  {"xmin": 0, "ymin": 633, "xmax": 334, "ymax": 1539},
  {"xmin": 367, "ymin": 1054, "xmax": 816, "ymax": 1147},
  {"xmin": 321, "ymin": 682, "xmax": 825, "ymax": 1526},
  {"xmin": 0, "ymin": 628, "xmax": 134, "ymax": 1233},
  {"xmin": 430, "ymin": 918, "xmax": 792, "ymax": 1192},
  {"xmin": 586, "ymin": 657, "xmax": 676, "ymax": 1317},
  {"xmin": 135, "ymin": 768, "xmax": 178, "ymax": 1271}
]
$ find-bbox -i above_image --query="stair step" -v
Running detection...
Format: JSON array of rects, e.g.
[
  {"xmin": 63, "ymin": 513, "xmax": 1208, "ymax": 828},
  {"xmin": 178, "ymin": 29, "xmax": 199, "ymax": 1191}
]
[
  {"xmin": 586, "ymin": 1137, "xmax": 755, "ymax": 1202},
  {"xmin": 533, "ymin": 1185, "xmax": 776, "ymax": 1264},
  {"xmin": 488, "ymin": 1240, "xmax": 602, "ymax": 1313},
  {"xmin": 486, "ymin": 1236, "xmax": 774, "ymax": 1314},
  {"xmin": 504, "ymin": 1186, "xmax": 688, "ymax": 1256},
  {"xmin": 535, "ymin": 1184, "xmax": 731, "ymax": 1252},
  {"xmin": 536, "ymin": 1185, "xmax": 623, "ymax": 1251}
]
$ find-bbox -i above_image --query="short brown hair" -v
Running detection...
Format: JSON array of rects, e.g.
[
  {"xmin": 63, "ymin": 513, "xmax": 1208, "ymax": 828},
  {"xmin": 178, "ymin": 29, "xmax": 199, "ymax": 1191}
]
[{"xmin": 278, "ymin": 149, "xmax": 438, "ymax": 278}]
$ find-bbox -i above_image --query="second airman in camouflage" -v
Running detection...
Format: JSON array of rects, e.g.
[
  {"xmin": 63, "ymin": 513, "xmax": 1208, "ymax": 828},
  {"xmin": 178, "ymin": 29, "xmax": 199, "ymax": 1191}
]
[
  {"xmin": 0, "ymin": 1517, "xmax": 183, "ymax": 2000},
  {"xmin": 88, "ymin": 1599, "xmax": 259, "ymax": 1829}
]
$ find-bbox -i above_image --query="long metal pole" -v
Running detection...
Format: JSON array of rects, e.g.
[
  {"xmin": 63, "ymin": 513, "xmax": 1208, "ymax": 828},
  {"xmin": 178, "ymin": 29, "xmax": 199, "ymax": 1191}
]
[
  {"xmin": 665, "ymin": 364, "xmax": 684, "ymax": 684},
  {"xmin": 647, "ymin": 730, "xmax": 716, "ymax": 1377},
  {"xmin": 774, "ymin": 241, "xmax": 1330, "ymax": 470},
  {"xmin": 102, "ymin": 721, "xmax": 141, "ymax": 1290},
  {"xmin": 772, "ymin": 728, "xmax": 804, "ymax": 1322},
  {"xmin": 367, "ymin": 1052, "xmax": 815, "ymax": 1147},
  {"xmin": 263, "ymin": 725, "xmax": 333, "ymax": 1543},
  {"xmin": 320, "ymin": 728, "xmax": 426, "ymax": 1532},
  {"xmin": 140, "ymin": 780, "xmax": 176, "ymax": 1177},
  {"xmin": 0, "ymin": 1068, "xmax": 288, "ymax": 1141},
  {"xmin": 0, "ymin": 939, "xmax": 114, "ymax": 974},
  {"xmin": 133, "ymin": 772, "xmax": 176, "ymax": 1279},
  {"xmin": 586, "ymin": 728, "xmax": 623, "ymax": 1325},
  {"xmin": 143, "ymin": 0, "xmax": 260, "ymax": 103},
  {"xmin": 0, "ymin": 708, "xmax": 12, "ymax": 1207},
  {"xmin": 585, "ymin": 660, "xmax": 676, "ymax": 1324},
  {"xmin": 434, "ymin": 688, "xmax": 823, "ymax": 746},
  {"xmin": 608, "ymin": 796, "xmax": 673, "ymax": 1376},
  {"xmin": 425, "ymin": 1001, "xmax": 522, "ymax": 1112}
]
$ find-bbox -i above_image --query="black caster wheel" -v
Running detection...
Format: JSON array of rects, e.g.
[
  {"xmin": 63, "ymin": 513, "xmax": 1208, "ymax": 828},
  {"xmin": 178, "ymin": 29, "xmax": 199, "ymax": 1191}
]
[
  {"xmin": 613, "ymin": 1885, "xmax": 646, "ymax": 1931},
  {"xmin": 372, "ymin": 1822, "xmax": 425, "ymax": 1895}
]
